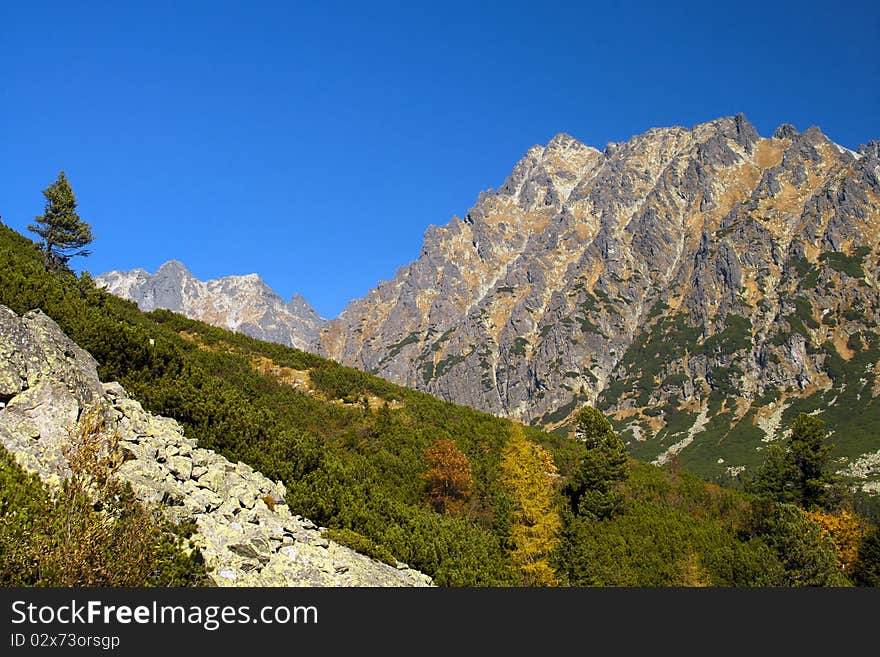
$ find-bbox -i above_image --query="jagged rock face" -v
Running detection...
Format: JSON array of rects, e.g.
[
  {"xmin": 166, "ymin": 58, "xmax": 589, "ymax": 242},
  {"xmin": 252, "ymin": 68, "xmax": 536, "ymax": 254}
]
[
  {"xmin": 0, "ymin": 304, "xmax": 431, "ymax": 587},
  {"xmin": 96, "ymin": 261, "xmax": 326, "ymax": 351},
  {"xmin": 316, "ymin": 116, "xmax": 880, "ymax": 486}
]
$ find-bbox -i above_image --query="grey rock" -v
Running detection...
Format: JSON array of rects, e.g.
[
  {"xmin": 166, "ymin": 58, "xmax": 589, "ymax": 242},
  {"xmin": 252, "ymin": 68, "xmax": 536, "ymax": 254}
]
[
  {"xmin": 773, "ymin": 123, "xmax": 799, "ymax": 139},
  {"xmin": 858, "ymin": 140, "xmax": 880, "ymax": 159},
  {"xmin": 95, "ymin": 264, "xmax": 326, "ymax": 352},
  {"xmin": 167, "ymin": 455, "xmax": 193, "ymax": 481}
]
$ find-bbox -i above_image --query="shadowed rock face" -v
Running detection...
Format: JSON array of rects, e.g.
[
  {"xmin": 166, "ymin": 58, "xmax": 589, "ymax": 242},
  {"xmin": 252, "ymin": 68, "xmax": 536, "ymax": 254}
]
[
  {"xmin": 0, "ymin": 304, "xmax": 432, "ymax": 587},
  {"xmin": 96, "ymin": 262, "xmax": 326, "ymax": 352}
]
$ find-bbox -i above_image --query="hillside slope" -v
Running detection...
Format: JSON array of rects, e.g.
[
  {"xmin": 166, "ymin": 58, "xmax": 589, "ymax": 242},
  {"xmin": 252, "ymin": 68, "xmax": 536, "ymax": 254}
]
[
  {"xmin": 2, "ymin": 222, "xmax": 857, "ymax": 586},
  {"xmin": 0, "ymin": 303, "xmax": 430, "ymax": 586}
]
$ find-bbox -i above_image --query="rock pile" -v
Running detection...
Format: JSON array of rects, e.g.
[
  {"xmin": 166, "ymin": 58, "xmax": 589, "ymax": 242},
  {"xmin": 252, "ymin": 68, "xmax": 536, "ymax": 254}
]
[{"xmin": 0, "ymin": 304, "xmax": 431, "ymax": 586}]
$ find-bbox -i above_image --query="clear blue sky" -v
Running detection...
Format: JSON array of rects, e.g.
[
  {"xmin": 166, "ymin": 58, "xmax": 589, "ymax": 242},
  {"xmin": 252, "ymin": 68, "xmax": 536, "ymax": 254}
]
[{"xmin": 1, "ymin": 1, "xmax": 878, "ymax": 318}]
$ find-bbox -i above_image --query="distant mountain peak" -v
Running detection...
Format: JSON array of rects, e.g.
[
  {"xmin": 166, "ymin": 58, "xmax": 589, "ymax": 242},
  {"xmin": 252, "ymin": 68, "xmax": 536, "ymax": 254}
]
[
  {"xmin": 231, "ymin": 272, "xmax": 263, "ymax": 283},
  {"xmin": 96, "ymin": 262, "xmax": 324, "ymax": 351},
  {"xmin": 288, "ymin": 292, "xmax": 324, "ymax": 321},
  {"xmin": 773, "ymin": 123, "xmax": 799, "ymax": 140},
  {"xmin": 157, "ymin": 259, "xmax": 192, "ymax": 275}
]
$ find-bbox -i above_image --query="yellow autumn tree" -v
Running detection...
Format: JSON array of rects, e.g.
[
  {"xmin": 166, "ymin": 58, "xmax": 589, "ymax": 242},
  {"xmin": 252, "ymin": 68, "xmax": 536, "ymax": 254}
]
[
  {"xmin": 674, "ymin": 550, "xmax": 712, "ymax": 587},
  {"xmin": 500, "ymin": 425, "xmax": 561, "ymax": 586},
  {"xmin": 806, "ymin": 509, "xmax": 864, "ymax": 574}
]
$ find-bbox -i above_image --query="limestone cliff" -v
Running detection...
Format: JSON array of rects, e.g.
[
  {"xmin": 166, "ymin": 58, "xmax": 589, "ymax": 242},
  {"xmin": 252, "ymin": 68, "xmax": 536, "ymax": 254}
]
[{"xmin": 0, "ymin": 303, "xmax": 431, "ymax": 587}]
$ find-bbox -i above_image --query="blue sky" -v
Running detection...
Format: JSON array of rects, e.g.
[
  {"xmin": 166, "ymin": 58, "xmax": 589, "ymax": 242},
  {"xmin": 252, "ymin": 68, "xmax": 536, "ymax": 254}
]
[{"xmin": 1, "ymin": 1, "xmax": 878, "ymax": 318}]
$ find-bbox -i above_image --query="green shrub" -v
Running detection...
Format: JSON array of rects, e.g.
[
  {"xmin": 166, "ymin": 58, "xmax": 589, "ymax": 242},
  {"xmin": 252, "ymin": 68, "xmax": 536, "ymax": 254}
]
[
  {"xmin": 322, "ymin": 528, "xmax": 398, "ymax": 567},
  {"xmin": 0, "ymin": 421, "xmax": 206, "ymax": 587}
]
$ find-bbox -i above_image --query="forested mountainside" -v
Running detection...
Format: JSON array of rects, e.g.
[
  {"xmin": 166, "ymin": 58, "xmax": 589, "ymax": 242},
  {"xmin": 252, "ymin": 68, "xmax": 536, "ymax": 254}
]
[
  {"xmin": 102, "ymin": 116, "xmax": 880, "ymax": 490},
  {"xmin": 0, "ymin": 303, "xmax": 431, "ymax": 586},
  {"xmin": 3, "ymin": 222, "xmax": 879, "ymax": 586}
]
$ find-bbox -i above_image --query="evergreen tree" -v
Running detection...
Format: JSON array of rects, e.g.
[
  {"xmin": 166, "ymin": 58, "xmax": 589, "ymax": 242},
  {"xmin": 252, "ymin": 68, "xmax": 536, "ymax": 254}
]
[
  {"xmin": 28, "ymin": 171, "xmax": 93, "ymax": 269},
  {"xmin": 750, "ymin": 413, "xmax": 837, "ymax": 510},
  {"xmin": 750, "ymin": 502, "xmax": 850, "ymax": 586},
  {"xmin": 852, "ymin": 523, "xmax": 880, "ymax": 586},
  {"xmin": 566, "ymin": 406, "xmax": 628, "ymax": 519}
]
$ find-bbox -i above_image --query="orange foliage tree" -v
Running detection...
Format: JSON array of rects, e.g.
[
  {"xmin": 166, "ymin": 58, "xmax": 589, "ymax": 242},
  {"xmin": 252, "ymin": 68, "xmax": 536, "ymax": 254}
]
[
  {"xmin": 806, "ymin": 509, "xmax": 864, "ymax": 575},
  {"xmin": 421, "ymin": 439, "xmax": 473, "ymax": 514}
]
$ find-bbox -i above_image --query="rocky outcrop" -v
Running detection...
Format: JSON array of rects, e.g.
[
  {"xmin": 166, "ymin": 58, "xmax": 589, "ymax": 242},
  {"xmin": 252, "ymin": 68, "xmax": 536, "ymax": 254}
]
[
  {"xmin": 96, "ymin": 261, "xmax": 326, "ymax": 351},
  {"xmin": 0, "ymin": 304, "xmax": 431, "ymax": 587}
]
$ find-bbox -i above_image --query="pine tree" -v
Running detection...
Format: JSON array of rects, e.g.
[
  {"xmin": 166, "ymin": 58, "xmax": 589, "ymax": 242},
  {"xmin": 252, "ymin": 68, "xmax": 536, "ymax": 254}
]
[
  {"xmin": 566, "ymin": 406, "xmax": 628, "ymax": 519},
  {"xmin": 28, "ymin": 171, "xmax": 93, "ymax": 269},
  {"xmin": 750, "ymin": 413, "xmax": 837, "ymax": 510},
  {"xmin": 852, "ymin": 523, "xmax": 880, "ymax": 586}
]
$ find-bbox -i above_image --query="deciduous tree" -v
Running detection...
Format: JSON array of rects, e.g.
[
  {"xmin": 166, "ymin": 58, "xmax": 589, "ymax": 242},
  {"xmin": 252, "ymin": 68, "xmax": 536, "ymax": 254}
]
[
  {"xmin": 422, "ymin": 438, "xmax": 473, "ymax": 514},
  {"xmin": 501, "ymin": 426, "xmax": 561, "ymax": 585},
  {"xmin": 806, "ymin": 509, "xmax": 864, "ymax": 574}
]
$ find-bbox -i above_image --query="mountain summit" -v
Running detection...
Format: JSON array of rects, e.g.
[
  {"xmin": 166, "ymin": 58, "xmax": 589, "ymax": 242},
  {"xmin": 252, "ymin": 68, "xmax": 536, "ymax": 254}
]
[
  {"xmin": 96, "ymin": 263, "xmax": 326, "ymax": 351},
  {"xmin": 315, "ymin": 114, "xmax": 879, "ymax": 484}
]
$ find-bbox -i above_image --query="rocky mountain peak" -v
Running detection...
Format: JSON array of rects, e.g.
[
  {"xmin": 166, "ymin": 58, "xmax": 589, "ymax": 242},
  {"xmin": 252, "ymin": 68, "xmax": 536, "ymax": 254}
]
[
  {"xmin": 773, "ymin": 123, "xmax": 799, "ymax": 140},
  {"xmin": 545, "ymin": 131, "xmax": 588, "ymax": 152},
  {"xmin": 156, "ymin": 259, "xmax": 192, "ymax": 277},
  {"xmin": 858, "ymin": 140, "xmax": 880, "ymax": 159},
  {"xmin": 311, "ymin": 115, "xmax": 879, "ymax": 488},
  {"xmin": 288, "ymin": 292, "xmax": 325, "ymax": 321},
  {"xmin": 96, "ymin": 264, "xmax": 325, "ymax": 352},
  {"xmin": 228, "ymin": 272, "xmax": 265, "ymax": 285}
]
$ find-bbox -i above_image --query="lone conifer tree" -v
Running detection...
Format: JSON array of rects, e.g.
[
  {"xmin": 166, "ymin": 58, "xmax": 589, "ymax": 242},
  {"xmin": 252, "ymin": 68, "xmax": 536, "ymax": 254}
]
[
  {"xmin": 566, "ymin": 406, "xmax": 628, "ymax": 519},
  {"xmin": 28, "ymin": 171, "xmax": 93, "ymax": 269}
]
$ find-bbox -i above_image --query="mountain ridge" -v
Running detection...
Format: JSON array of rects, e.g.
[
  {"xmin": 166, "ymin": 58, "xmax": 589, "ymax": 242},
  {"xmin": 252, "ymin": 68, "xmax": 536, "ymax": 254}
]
[{"xmin": 97, "ymin": 261, "xmax": 326, "ymax": 351}]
